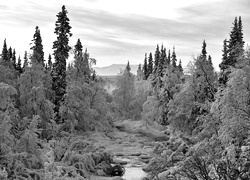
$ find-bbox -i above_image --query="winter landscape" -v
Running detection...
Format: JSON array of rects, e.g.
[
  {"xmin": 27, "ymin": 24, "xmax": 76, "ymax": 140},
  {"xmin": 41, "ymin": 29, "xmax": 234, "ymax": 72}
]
[{"xmin": 0, "ymin": 0, "xmax": 250, "ymax": 180}]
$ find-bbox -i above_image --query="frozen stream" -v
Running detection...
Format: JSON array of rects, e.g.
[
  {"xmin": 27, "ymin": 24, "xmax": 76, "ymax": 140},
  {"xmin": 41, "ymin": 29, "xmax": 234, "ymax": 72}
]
[
  {"xmin": 123, "ymin": 166, "xmax": 147, "ymax": 180},
  {"xmin": 114, "ymin": 156, "xmax": 148, "ymax": 180}
]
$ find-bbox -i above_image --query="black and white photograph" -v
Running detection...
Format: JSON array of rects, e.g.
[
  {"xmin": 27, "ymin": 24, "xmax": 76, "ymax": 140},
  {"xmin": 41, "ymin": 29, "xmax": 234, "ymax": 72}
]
[{"xmin": 0, "ymin": 0, "xmax": 250, "ymax": 179}]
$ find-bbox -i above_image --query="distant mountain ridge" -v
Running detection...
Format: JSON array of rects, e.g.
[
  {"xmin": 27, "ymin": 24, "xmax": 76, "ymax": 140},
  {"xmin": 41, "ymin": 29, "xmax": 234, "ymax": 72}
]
[
  {"xmin": 93, "ymin": 64, "xmax": 138, "ymax": 76},
  {"xmin": 93, "ymin": 64, "xmax": 189, "ymax": 76}
]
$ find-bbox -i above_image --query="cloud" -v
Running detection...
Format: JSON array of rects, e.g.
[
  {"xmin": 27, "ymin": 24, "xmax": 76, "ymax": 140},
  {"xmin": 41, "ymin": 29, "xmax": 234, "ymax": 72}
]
[
  {"xmin": 67, "ymin": 7, "xmax": 227, "ymax": 66},
  {"xmin": 67, "ymin": 0, "xmax": 250, "ymax": 68},
  {"xmin": 0, "ymin": 2, "xmax": 57, "ymax": 27},
  {"xmin": 0, "ymin": 4, "xmax": 8, "ymax": 9}
]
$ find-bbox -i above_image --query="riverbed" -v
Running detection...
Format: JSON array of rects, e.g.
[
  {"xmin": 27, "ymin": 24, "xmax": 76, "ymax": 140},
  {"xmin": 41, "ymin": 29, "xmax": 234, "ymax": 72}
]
[{"xmin": 86, "ymin": 119, "xmax": 169, "ymax": 180}]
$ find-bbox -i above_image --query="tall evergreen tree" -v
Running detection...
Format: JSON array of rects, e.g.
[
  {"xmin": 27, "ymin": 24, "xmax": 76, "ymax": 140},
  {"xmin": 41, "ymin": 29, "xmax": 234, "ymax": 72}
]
[
  {"xmin": 51, "ymin": 5, "xmax": 72, "ymax": 119},
  {"xmin": 1, "ymin": 44, "xmax": 13, "ymax": 68},
  {"xmin": 22, "ymin": 51, "xmax": 28, "ymax": 71},
  {"xmin": 167, "ymin": 49, "xmax": 171, "ymax": 65},
  {"xmin": 227, "ymin": 17, "xmax": 238, "ymax": 66},
  {"xmin": 207, "ymin": 55, "xmax": 215, "ymax": 80},
  {"xmin": 1, "ymin": 39, "xmax": 8, "ymax": 61},
  {"xmin": 219, "ymin": 17, "xmax": 245, "ymax": 85},
  {"xmin": 194, "ymin": 42, "xmax": 216, "ymax": 101},
  {"xmin": 238, "ymin": 16, "xmax": 244, "ymax": 50},
  {"xmin": 30, "ymin": 26, "xmax": 44, "ymax": 65},
  {"xmin": 178, "ymin": 59, "xmax": 183, "ymax": 73},
  {"xmin": 164, "ymin": 48, "xmax": 169, "ymax": 68},
  {"xmin": 48, "ymin": 54, "xmax": 52, "ymax": 71},
  {"xmin": 74, "ymin": 38, "xmax": 83, "ymax": 56},
  {"xmin": 201, "ymin": 40, "xmax": 207, "ymax": 58},
  {"xmin": 16, "ymin": 55, "xmax": 22, "ymax": 74},
  {"xmin": 126, "ymin": 60, "xmax": 131, "ymax": 73},
  {"xmin": 147, "ymin": 52, "xmax": 153, "ymax": 76},
  {"xmin": 207, "ymin": 55, "xmax": 213, "ymax": 68},
  {"xmin": 172, "ymin": 46, "xmax": 177, "ymax": 68},
  {"xmin": 158, "ymin": 45, "xmax": 166, "ymax": 76},
  {"xmin": 73, "ymin": 39, "xmax": 90, "ymax": 81},
  {"xmin": 8, "ymin": 47, "xmax": 12, "ymax": 62},
  {"xmin": 227, "ymin": 17, "xmax": 244, "ymax": 66},
  {"xmin": 219, "ymin": 39, "xmax": 228, "ymax": 71},
  {"xmin": 159, "ymin": 45, "xmax": 166, "ymax": 67},
  {"xmin": 154, "ymin": 45, "xmax": 160, "ymax": 73},
  {"xmin": 143, "ymin": 53, "xmax": 148, "ymax": 80},
  {"xmin": 12, "ymin": 49, "xmax": 16, "ymax": 69}
]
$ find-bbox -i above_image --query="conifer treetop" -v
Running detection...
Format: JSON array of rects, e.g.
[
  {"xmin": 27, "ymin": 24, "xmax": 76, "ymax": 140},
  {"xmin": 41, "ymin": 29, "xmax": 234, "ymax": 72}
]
[
  {"xmin": 126, "ymin": 60, "xmax": 131, "ymax": 72},
  {"xmin": 172, "ymin": 46, "xmax": 177, "ymax": 68},
  {"xmin": 53, "ymin": 5, "xmax": 72, "ymax": 60},
  {"xmin": 75, "ymin": 39, "xmax": 83, "ymax": 53},
  {"xmin": 143, "ymin": 53, "xmax": 148, "ymax": 79},
  {"xmin": 31, "ymin": 26, "xmax": 44, "ymax": 65},
  {"xmin": 201, "ymin": 40, "xmax": 207, "ymax": 57},
  {"xmin": 178, "ymin": 59, "xmax": 183, "ymax": 73},
  {"xmin": 154, "ymin": 44, "xmax": 160, "ymax": 72},
  {"xmin": 1, "ymin": 39, "xmax": 8, "ymax": 61},
  {"xmin": 147, "ymin": 52, "xmax": 153, "ymax": 76}
]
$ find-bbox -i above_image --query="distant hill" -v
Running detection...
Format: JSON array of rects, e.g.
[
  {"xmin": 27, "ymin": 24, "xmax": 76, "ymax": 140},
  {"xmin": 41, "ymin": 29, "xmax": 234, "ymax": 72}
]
[
  {"xmin": 93, "ymin": 64, "xmax": 138, "ymax": 76},
  {"xmin": 93, "ymin": 64, "xmax": 190, "ymax": 76}
]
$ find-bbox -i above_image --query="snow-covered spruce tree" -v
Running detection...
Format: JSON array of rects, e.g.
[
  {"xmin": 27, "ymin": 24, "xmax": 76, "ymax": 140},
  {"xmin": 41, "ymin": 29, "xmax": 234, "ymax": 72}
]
[
  {"xmin": 72, "ymin": 39, "xmax": 91, "ymax": 82},
  {"xmin": 47, "ymin": 54, "xmax": 52, "ymax": 71},
  {"xmin": 51, "ymin": 5, "xmax": 72, "ymax": 122},
  {"xmin": 16, "ymin": 55, "xmax": 22, "ymax": 75},
  {"xmin": 11, "ymin": 49, "xmax": 16, "ymax": 70},
  {"xmin": 1, "ymin": 39, "xmax": 8, "ymax": 61},
  {"xmin": 1, "ymin": 39, "xmax": 12, "ymax": 69},
  {"xmin": 143, "ymin": 53, "xmax": 148, "ymax": 80},
  {"xmin": 153, "ymin": 44, "xmax": 160, "ymax": 74},
  {"xmin": 143, "ymin": 44, "xmax": 182, "ymax": 125},
  {"xmin": 30, "ymin": 26, "xmax": 44, "ymax": 66},
  {"xmin": 22, "ymin": 51, "xmax": 29, "ymax": 71},
  {"xmin": 0, "ymin": 40, "xmax": 17, "ymax": 83},
  {"xmin": 168, "ymin": 41, "xmax": 217, "ymax": 134},
  {"xmin": 177, "ymin": 59, "xmax": 184, "ymax": 77},
  {"xmin": 147, "ymin": 52, "xmax": 153, "ymax": 77},
  {"xmin": 171, "ymin": 46, "xmax": 177, "ymax": 68},
  {"xmin": 219, "ymin": 16, "xmax": 245, "ymax": 85}
]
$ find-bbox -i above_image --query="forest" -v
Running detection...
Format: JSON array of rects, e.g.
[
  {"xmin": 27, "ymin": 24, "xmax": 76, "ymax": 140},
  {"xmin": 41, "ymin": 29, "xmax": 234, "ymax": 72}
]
[{"xmin": 0, "ymin": 5, "xmax": 250, "ymax": 180}]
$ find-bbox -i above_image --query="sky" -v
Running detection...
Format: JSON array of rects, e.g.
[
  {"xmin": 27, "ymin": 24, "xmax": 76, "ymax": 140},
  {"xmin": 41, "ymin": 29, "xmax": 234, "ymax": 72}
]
[{"xmin": 0, "ymin": 0, "xmax": 249, "ymax": 70}]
